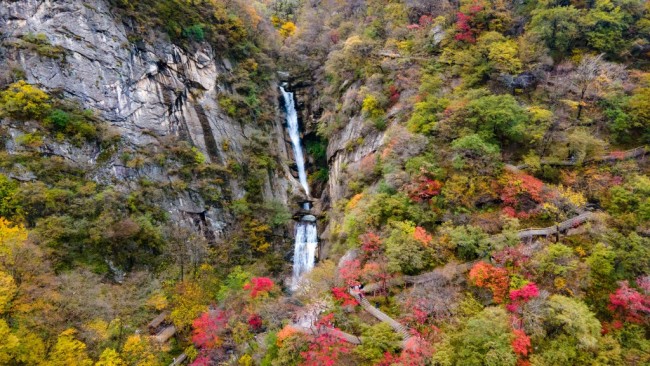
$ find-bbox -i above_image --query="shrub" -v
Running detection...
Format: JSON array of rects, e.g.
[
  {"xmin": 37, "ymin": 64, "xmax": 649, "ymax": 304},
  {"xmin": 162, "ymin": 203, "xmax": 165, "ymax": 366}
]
[
  {"xmin": 279, "ymin": 21, "xmax": 297, "ymax": 37},
  {"xmin": 183, "ymin": 24, "xmax": 205, "ymax": 41},
  {"xmin": 362, "ymin": 94, "xmax": 384, "ymax": 119},
  {"xmin": 48, "ymin": 109, "xmax": 70, "ymax": 129},
  {"xmin": 0, "ymin": 81, "xmax": 51, "ymax": 120}
]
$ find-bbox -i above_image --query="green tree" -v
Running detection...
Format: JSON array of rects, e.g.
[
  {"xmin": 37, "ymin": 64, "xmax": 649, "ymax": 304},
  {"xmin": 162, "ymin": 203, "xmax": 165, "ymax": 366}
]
[
  {"xmin": 439, "ymin": 224, "xmax": 491, "ymax": 260},
  {"xmin": 528, "ymin": 6, "xmax": 582, "ymax": 58},
  {"xmin": 442, "ymin": 32, "xmax": 523, "ymax": 85},
  {"xmin": 384, "ymin": 221, "xmax": 428, "ymax": 275},
  {"xmin": 584, "ymin": 0, "xmax": 627, "ymax": 55},
  {"xmin": 355, "ymin": 323, "xmax": 401, "ymax": 365},
  {"xmin": 0, "ymin": 175, "xmax": 19, "ymax": 219},
  {"xmin": 460, "ymin": 94, "xmax": 528, "ymax": 144},
  {"xmin": 531, "ymin": 296, "xmax": 603, "ymax": 365},
  {"xmin": 434, "ymin": 307, "xmax": 517, "ymax": 366},
  {"xmin": 536, "ymin": 243, "xmax": 578, "ymax": 277},
  {"xmin": 627, "ymin": 76, "xmax": 650, "ymax": 138}
]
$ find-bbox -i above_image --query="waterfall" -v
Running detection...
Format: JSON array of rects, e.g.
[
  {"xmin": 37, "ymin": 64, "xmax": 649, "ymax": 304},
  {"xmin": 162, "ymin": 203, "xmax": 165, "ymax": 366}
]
[
  {"xmin": 292, "ymin": 220, "xmax": 318, "ymax": 289},
  {"xmin": 280, "ymin": 86, "xmax": 310, "ymax": 196},
  {"xmin": 280, "ymin": 85, "xmax": 318, "ymax": 290}
]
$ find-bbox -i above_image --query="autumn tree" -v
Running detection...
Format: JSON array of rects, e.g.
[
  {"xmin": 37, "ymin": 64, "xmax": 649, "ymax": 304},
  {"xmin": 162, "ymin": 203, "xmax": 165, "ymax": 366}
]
[
  {"xmin": 608, "ymin": 281, "xmax": 650, "ymax": 325},
  {"xmin": 170, "ymin": 280, "xmax": 209, "ymax": 330},
  {"xmin": 300, "ymin": 314, "xmax": 352, "ymax": 366},
  {"xmin": 500, "ymin": 172, "xmax": 547, "ymax": 218},
  {"xmin": 42, "ymin": 329, "xmax": 93, "ymax": 366},
  {"xmin": 121, "ymin": 334, "xmax": 159, "ymax": 366},
  {"xmin": 0, "ymin": 80, "xmax": 51, "ymax": 120},
  {"xmin": 569, "ymin": 54, "xmax": 625, "ymax": 120},
  {"xmin": 192, "ymin": 310, "xmax": 228, "ymax": 350},
  {"xmin": 243, "ymin": 277, "xmax": 275, "ymax": 299},
  {"xmin": 95, "ymin": 348, "xmax": 126, "ymax": 366},
  {"xmin": 469, "ymin": 262, "xmax": 510, "ymax": 303}
]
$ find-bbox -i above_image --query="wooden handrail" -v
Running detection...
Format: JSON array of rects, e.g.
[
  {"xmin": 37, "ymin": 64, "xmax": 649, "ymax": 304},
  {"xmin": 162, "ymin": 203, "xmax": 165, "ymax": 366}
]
[{"xmin": 515, "ymin": 146, "xmax": 648, "ymax": 170}]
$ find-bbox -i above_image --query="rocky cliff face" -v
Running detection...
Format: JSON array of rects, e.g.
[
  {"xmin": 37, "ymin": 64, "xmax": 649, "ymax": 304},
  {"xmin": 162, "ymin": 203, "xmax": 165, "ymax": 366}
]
[{"xmin": 0, "ymin": 0, "xmax": 296, "ymax": 237}]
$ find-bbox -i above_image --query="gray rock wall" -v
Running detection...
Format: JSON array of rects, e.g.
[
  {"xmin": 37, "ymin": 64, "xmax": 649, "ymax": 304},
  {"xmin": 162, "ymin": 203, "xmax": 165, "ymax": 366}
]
[{"xmin": 0, "ymin": 0, "xmax": 292, "ymax": 237}]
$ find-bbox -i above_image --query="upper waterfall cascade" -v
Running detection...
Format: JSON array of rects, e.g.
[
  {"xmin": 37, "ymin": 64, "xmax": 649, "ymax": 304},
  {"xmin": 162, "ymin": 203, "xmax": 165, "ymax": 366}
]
[
  {"xmin": 280, "ymin": 86, "xmax": 310, "ymax": 197},
  {"xmin": 280, "ymin": 85, "xmax": 318, "ymax": 290}
]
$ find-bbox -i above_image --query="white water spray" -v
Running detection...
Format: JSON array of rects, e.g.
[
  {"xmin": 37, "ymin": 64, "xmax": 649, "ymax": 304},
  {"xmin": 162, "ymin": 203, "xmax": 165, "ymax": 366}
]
[
  {"xmin": 280, "ymin": 85, "xmax": 318, "ymax": 290},
  {"xmin": 280, "ymin": 86, "xmax": 310, "ymax": 196}
]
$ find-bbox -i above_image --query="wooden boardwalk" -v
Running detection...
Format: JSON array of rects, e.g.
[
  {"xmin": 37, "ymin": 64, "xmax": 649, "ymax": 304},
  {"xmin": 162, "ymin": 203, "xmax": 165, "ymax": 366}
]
[
  {"xmin": 362, "ymin": 211, "xmax": 597, "ymax": 293},
  {"xmin": 515, "ymin": 211, "xmax": 594, "ymax": 240},
  {"xmin": 515, "ymin": 146, "xmax": 648, "ymax": 170},
  {"xmin": 293, "ymin": 324, "xmax": 362, "ymax": 345},
  {"xmin": 349, "ymin": 289, "xmax": 411, "ymax": 343}
]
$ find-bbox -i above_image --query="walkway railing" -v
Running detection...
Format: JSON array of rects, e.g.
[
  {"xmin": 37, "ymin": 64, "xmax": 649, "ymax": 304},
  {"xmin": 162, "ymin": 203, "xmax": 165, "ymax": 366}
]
[
  {"xmin": 349, "ymin": 289, "xmax": 411, "ymax": 342},
  {"xmin": 515, "ymin": 146, "xmax": 648, "ymax": 170}
]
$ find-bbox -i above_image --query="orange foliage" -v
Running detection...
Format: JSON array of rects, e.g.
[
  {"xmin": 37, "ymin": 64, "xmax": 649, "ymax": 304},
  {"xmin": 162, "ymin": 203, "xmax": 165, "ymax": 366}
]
[
  {"xmin": 346, "ymin": 193, "xmax": 364, "ymax": 211},
  {"xmin": 469, "ymin": 262, "xmax": 510, "ymax": 303},
  {"xmin": 277, "ymin": 325, "xmax": 298, "ymax": 346},
  {"xmin": 413, "ymin": 226, "xmax": 433, "ymax": 246}
]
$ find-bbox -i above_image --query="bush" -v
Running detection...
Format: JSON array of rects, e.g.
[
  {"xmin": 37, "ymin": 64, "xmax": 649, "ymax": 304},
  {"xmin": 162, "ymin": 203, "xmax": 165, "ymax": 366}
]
[
  {"xmin": 48, "ymin": 109, "xmax": 70, "ymax": 129},
  {"xmin": 183, "ymin": 24, "xmax": 205, "ymax": 41},
  {"xmin": 362, "ymin": 94, "xmax": 384, "ymax": 119},
  {"xmin": 279, "ymin": 21, "xmax": 297, "ymax": 38},
  {"xmin": 0, "ymin": 81, "xmax": 51, "ymax": 120}
]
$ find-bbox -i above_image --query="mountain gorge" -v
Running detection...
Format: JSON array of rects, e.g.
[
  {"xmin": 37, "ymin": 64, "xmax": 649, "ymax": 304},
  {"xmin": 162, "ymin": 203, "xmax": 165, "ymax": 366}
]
[{"xmin": 0, "ymin": 0, "xmax": 649, "ymax": 365}]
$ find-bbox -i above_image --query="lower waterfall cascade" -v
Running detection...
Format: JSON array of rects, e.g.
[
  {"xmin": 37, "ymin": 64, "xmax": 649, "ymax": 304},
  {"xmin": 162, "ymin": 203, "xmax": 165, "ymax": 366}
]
[{"xmin": 280, "ymin": 85, "xmax": 319, "ymax": 290}]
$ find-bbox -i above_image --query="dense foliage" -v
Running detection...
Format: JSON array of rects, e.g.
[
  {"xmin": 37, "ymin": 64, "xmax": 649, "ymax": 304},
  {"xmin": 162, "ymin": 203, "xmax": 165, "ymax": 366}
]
[{"xmin": 0, "ymin": 0, "xmax": 649, "ymax": 364}]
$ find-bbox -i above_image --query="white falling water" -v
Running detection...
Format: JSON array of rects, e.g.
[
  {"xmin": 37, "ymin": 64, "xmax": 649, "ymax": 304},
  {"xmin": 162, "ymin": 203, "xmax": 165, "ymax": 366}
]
[
  {"xmin": 280, "ymin": 86, "xmax": 310, "ymax": 196},
  {"xmin": 292, "ymin": 221, "xmax": 318, "ymax": 290},
  {"xmin": 280, "ymin": 85, "xmax": 318, "ymax": 290}
]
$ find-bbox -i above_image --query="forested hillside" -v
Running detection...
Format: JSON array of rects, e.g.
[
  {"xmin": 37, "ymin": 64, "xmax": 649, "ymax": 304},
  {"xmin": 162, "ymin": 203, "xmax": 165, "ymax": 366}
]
[{"xmin": 0, "ymin": 0, "xmax": 649, "ymax": 365}]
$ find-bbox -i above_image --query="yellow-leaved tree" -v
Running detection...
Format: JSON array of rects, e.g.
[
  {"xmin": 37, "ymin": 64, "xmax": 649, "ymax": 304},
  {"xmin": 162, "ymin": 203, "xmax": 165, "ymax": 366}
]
[
  {"xmin": 122, "ymin": 334, "xmax": 160, "ymax": 366},
  {"xmin": 42, "ymin": 329, "xmax": 93, "ymax": 366},
  {"xmin": 279, "ymin": 21, "xmax": 296, "ymax": 37},
  {"xmin": 0, "ymin": 217, "xmax": 28, "ymax": 268},
  {"xmin": 95, "ymin": 348, "xmax": 126, "ymax": 366}
]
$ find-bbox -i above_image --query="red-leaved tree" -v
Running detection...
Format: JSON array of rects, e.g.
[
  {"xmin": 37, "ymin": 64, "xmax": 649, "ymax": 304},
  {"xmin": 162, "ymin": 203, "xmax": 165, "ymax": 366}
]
[
  {"xmin": 507, "ymin": 283, "xmax": 540, "ymax": 313},
  {"xmin": 469, "ymin": 262, "xmax": 510, "ymax": 303},
  {"xmin": 501, "ymin": 173, "xmax": 547, "ymax": 218},
  {"xmin": 454, "ymin": 1, "xmax": 484, "ymax": 43},
  {"xmin": 300, "ymin": 314, "xmax": 352, "ymax": 366},
  {"xmin": 192, "ymin": 310, "xmax": 227, "ymax": 349},
  {"xmin": 190, "ymin": 356, "xmax": 211, "ymax": 366},
  {"xmin": 608, "ymin": 281, "xmax": 650, "ymax": 325},
  {"xmin": 413, "ymin": 226, "xmax": 433, "ymax": 246},
  {"xmin": 331, "ymin": 287, "xmax": 358, "ymax": 307},
  {"xmin": 360, "ymin": 232, "xmax": 381, "ymax": 255},
  {"xmin": 512, "ymin": 329, "xmax": 532, "ymax": 361},
  {"xmin": 338, "ymin": 259, "xmax": 362, "ymax": 287},
  {"xmin": 243, "ymin": 277, "xmax": 274, "ymax": 298},
  {"xmin": 406, "ymin": 176, "xmax": 443, "ymax": 203},
  {"xmin": 248, "ymin": 314, "xmax": 263, "ymax": 332}
]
